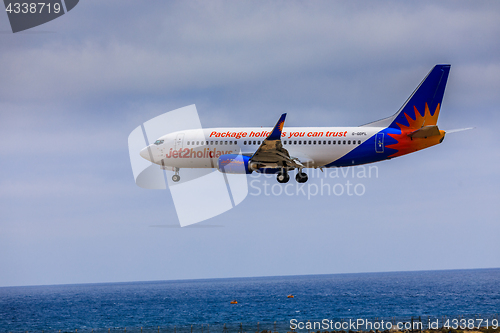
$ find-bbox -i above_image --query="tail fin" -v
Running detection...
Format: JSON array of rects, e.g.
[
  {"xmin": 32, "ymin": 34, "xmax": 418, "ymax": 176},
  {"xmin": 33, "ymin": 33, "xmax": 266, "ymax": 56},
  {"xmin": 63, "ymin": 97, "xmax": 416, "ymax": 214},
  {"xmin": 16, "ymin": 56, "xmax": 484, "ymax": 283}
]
[{"xmin": 362, "ymin": 64, "xmax": 451, "ymax": 129}]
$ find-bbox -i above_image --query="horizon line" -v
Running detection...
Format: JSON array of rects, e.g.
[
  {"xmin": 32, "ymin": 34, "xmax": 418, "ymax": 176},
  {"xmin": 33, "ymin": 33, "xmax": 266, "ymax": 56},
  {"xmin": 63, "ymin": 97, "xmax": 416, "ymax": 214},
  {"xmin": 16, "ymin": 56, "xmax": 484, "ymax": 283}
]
[{"xmin": 1, "ymin": 266, "xmax": 499, "ymax": 289}]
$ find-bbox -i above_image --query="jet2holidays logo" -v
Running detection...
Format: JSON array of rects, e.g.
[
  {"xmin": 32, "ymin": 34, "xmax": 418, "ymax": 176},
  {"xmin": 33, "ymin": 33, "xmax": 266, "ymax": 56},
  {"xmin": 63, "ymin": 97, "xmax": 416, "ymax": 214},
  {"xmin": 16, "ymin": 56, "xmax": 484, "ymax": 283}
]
[
  {"xmin": 128, "ymin": 105, "xmax": 379, "ymax": 227},
  {"xmin": 3, "ymin": 0, "xmax": 79, "ymax": 33}
]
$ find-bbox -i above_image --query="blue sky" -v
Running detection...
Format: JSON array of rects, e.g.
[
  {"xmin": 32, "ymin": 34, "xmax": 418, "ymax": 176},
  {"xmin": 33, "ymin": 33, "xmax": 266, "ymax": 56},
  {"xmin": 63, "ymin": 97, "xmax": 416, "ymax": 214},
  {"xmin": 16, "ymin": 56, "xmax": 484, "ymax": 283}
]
[{"xmin": 0, "ymin": 0, "xmax": 499, "ymax": 287}]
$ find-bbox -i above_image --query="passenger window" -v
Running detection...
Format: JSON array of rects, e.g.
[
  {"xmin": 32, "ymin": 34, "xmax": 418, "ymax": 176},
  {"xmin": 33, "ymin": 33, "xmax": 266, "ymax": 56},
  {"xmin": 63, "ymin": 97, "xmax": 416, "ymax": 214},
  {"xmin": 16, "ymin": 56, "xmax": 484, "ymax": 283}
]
[
  {"xmin": 348, "ymin": 140, "xmax": 351, "ymax": 144},
  {"xmin": 358, "ymin": 140, "xmax": 361, "ymax": 144},
  {"xmin": 343, "ymin": 140, "xmax": 346, "ymax": 144},
  {"xmin": 308, "ymin": 140, "xmax": 311, "ymax": 144},
  {"xmin": 244, "ymin": 141, "xmax": 247, "ymax": 145},
  {"xmin": 229, "ymin": 141, "xmax": 232, "ymax": 145},
  {"xmin": 215, "ymin": 141, "xmax": 218, "ymax": 145},
  {"xmin": 293, "ymin": 141, "xmax": 297, "ymax": 145},
  {"xmin": 323, "ymin": 141, "xmax": 326, "ymax": 144},
  {"xmin": 332, "ymin": 140, "xmax": 335, "ymax": 144},
  {"xmin": 318, "ymin": 141, "xmax": 321, "ymax": 145},
  {"xmin": 313, "ymin": 140, "xmax": 316, "ymax": 144},
  {"xmin": 299, "ymin": 141, "xmax": 302, "ymax": 144},
  {"xmin": 258, "ymin": 141, "xmax": 261, "ymax": 144},
  {"xmin": 187, "ymin": 141, "xmax": 190, "ymax": 145}
]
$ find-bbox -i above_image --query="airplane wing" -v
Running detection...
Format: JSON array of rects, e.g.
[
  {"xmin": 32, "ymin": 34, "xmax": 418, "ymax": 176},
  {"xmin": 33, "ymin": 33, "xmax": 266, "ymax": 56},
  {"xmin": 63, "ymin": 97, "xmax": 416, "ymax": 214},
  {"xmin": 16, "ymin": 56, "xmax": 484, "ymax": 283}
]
[{"xmin": 249, "ymin": 114, "xmax": 305, "ymax": 170}]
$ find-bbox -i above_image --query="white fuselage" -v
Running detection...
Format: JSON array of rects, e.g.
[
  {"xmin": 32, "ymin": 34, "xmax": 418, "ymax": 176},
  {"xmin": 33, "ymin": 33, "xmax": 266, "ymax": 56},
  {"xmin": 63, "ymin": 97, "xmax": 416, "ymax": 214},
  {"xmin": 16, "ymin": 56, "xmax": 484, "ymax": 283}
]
[{"xmin": 142, "ymin": 126, "xmax": 383, "ymax": 169}]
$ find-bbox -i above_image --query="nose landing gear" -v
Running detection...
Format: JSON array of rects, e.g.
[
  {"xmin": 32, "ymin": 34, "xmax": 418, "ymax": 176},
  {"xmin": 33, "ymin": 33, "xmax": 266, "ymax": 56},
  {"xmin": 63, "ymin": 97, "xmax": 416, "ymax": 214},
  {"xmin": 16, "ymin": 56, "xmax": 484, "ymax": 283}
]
[{"xmin": 172, "ymin": 167, "xmax": 180, "ymax": 182}]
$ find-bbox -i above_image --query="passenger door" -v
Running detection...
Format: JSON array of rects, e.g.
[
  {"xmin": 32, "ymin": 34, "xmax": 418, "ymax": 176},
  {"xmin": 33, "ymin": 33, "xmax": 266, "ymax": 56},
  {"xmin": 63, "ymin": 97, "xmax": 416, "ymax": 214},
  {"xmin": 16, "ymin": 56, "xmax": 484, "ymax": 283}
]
[
  {"xmin": 375, "ymin": 133, "xmax": 384, "ymax": 153},
  {"xmin": 175, "ymin": 133, "xmax": 184, "ymax": 150}
]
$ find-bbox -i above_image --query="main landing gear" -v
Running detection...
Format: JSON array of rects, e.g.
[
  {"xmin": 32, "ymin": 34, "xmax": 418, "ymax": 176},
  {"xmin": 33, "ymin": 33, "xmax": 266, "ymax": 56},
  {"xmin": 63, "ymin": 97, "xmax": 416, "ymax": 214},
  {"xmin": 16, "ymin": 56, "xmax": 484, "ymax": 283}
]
[
  {"xmin": 276, "ymin": 169, "xmax": 308, "ymax": 183},
  {"xmin": 172, "ymin": 167, "xmax": 180, "ymax": 182},
  {"xmin": 276, "ymin": 170, "xmax": 290, "ymax": 183},
  {"xmin": 295, "ymin": 170, "xmax": 308, "ymax": 183}
]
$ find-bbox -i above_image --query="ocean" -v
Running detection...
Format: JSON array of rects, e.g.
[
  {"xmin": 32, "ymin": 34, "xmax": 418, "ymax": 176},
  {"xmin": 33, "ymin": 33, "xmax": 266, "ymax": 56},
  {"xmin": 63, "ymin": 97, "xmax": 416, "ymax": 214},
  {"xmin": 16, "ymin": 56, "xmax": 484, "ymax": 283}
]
[{"xmin": 1, "ymin": 269, "xmax": 499, "ymax": 333}]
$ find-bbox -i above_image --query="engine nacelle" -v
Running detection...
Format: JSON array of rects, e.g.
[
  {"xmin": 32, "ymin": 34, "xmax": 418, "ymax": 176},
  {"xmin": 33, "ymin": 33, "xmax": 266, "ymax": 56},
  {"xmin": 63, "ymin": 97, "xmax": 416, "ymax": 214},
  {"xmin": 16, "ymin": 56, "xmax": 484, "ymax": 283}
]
[{"xmin": 217, "ymin": 154, "xmax": 253, "ymax": 174}]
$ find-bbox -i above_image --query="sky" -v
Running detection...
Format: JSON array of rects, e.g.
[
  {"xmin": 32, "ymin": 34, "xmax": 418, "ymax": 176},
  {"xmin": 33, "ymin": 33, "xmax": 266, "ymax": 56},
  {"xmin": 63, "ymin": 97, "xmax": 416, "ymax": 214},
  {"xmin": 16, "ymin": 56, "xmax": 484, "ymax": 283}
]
[{"xmin": 0, "ymin": 0, "xmax": 499, "ymax": 287}]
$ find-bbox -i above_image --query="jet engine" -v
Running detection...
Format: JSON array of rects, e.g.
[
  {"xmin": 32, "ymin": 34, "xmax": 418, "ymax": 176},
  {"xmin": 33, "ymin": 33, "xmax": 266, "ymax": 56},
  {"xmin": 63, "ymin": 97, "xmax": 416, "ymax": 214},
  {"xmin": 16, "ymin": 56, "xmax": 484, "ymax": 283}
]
[{"xmin": 217, "ymin": 154, "xmax": 254, "ymax": 174}]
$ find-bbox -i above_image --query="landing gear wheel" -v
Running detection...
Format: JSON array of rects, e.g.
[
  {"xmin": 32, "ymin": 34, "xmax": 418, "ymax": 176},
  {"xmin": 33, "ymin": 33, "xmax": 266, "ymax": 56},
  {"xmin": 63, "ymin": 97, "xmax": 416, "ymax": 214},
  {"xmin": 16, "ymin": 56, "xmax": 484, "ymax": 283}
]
[
  {"xmin": 277, "ymin": 172, "xmax": 290, "ymax": 183},
  {"xmin": 295, "ymin": 172, "xmax": 308, "ymax": 183},
  {"xmin": 172, "ymin": 167, "xmax": 180, "ymax": 182}
]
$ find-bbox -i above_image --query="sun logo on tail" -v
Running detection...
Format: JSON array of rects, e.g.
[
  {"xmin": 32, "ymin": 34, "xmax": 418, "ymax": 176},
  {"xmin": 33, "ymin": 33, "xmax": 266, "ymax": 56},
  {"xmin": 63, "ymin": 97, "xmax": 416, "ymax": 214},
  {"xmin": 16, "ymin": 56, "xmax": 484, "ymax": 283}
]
[
  {"xmin": 278, "ymin": 120, "xmax": 284, "ymax": 132},
  {"xmin": 386, "ymin": 103, "xmax": 444, "ymax": 157}
]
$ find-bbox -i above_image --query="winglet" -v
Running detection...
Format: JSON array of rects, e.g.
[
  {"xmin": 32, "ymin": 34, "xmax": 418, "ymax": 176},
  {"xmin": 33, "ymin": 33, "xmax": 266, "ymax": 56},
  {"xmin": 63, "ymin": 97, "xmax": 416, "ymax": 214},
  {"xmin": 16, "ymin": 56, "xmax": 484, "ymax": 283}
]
[{"xmin": 267, "ymin": 113, "xmax": 286, "ymax": 140}]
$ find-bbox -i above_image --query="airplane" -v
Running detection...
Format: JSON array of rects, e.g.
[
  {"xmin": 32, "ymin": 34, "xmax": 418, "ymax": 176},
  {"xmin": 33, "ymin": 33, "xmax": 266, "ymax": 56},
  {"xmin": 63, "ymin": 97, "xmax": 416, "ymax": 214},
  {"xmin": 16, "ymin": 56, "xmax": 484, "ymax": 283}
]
[{"xmin": 140, "ymin": 64, "xmax": 465, "ymax": 184}]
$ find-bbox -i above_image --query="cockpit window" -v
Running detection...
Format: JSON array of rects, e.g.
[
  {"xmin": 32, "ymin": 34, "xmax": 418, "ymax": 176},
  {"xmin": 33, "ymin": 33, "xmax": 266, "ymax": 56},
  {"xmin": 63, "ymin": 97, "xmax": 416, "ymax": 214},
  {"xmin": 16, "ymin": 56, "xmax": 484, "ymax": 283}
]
[{"xmin": 154, "ymin": 140, "xmax": 164, "ymax": 145}]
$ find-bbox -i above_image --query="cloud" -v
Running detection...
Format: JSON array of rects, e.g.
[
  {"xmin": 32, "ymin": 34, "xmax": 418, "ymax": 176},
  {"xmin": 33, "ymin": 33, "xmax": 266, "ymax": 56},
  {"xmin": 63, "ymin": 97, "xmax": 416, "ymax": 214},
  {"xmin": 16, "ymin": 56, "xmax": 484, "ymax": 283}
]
[
  {"xmin": 1, "ymin": 0, "xmax": 499, "ymax": 109},
  {"xmin": 1, "ymin": 0, "xmax": 500, "ymax": 286}
]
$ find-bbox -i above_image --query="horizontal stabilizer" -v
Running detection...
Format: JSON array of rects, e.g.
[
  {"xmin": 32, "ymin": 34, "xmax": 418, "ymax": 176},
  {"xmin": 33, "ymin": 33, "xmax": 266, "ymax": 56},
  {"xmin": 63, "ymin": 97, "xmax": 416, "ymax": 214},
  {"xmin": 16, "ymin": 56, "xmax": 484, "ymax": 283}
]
[{"xmin": 408, "ymin": 125, "xmax": 441, "ymax": 138}]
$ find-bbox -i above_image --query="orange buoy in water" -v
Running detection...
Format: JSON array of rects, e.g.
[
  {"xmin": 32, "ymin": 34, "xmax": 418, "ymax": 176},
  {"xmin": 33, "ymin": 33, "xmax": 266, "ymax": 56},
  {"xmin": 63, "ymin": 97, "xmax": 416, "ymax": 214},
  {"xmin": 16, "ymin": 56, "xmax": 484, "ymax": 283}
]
[
  {"xmin": 287, "ymin": 295, "xmax": 294, "ymax": 298},
  {"xmin": 230, "ymin": 300, "xmax": 237, "ymax": 304}
]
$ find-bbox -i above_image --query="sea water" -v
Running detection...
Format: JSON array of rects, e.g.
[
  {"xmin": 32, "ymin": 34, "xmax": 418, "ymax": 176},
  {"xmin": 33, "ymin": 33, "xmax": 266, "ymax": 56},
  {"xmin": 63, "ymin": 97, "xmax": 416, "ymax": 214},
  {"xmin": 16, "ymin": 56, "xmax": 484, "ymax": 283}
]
[{"xmin": 1, "ymin": 269, "xmax": 499, "ymax": 332}]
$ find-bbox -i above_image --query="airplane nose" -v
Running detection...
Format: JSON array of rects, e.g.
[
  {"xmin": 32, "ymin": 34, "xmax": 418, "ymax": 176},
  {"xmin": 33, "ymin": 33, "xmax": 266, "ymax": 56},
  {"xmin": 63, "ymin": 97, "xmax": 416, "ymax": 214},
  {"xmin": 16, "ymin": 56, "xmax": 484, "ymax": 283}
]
[{"xmin": 140, "ymin": 146, "xmax": 151, "ymax": 161}]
